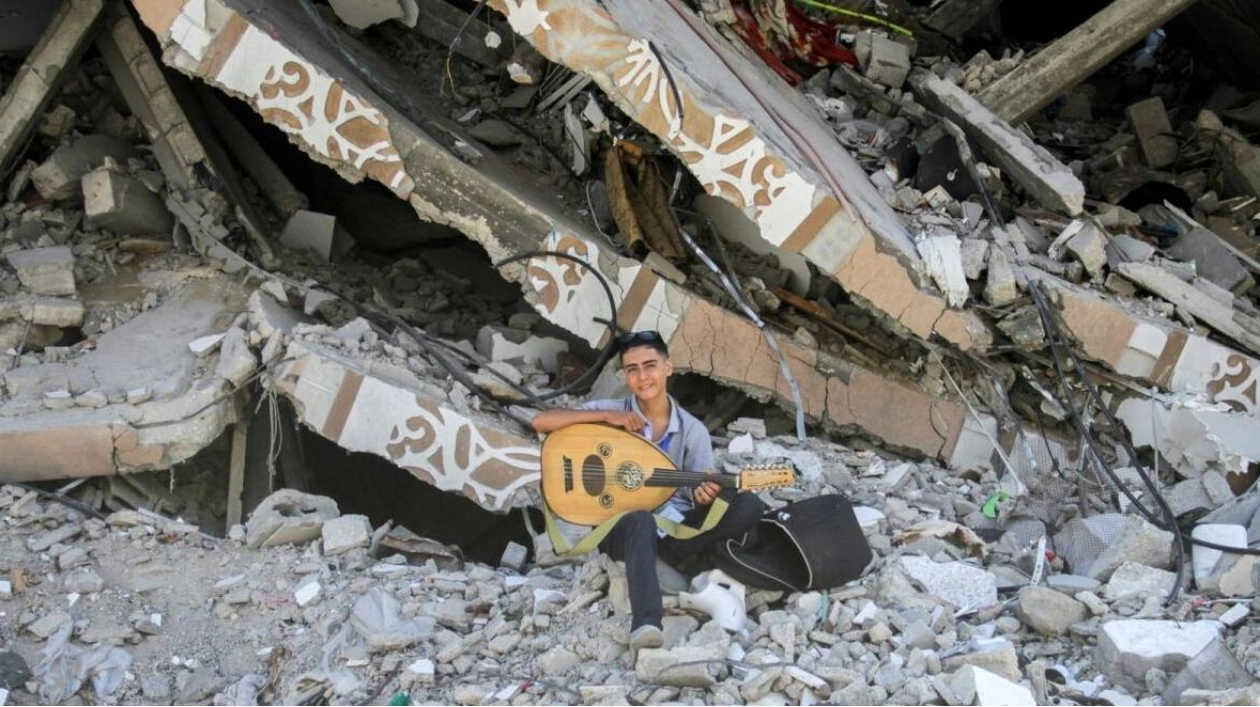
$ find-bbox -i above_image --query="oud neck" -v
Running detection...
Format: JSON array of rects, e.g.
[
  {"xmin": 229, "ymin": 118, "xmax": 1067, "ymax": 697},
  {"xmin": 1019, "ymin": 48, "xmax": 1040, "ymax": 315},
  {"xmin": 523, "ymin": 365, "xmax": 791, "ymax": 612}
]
[{"xmin": 645, "ymin": 470, "xmax": 738, "ymax": 489}]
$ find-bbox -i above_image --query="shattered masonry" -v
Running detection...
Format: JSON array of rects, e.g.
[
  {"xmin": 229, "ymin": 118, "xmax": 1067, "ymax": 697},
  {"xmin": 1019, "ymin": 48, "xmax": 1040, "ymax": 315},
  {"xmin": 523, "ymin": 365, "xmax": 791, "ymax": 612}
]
[{"xmin": 128, "ymin": 0, "xmax": 1072, "ymax": 484}]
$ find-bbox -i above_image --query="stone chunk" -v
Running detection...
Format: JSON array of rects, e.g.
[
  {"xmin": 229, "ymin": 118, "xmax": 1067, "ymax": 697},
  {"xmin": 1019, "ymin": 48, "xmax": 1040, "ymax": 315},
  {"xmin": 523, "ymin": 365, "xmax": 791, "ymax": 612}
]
[
  {"xmin": 1016, "ymin": 585, "xmax": 1088, "ymax": 636},
  {"xmin": 31, "ymin": 134, "xmax": 138, "ymax": 200},
  {"xmin": 1168, "ymin": 228, "xmax": 1252, "ymax": 294},
  {"xmin": 322, "ymin": 514, "xmax": 371, "ymax": 555},
  {"xmin": 279, "ymin": 210, "xmax": 346, "ymax": 262},
  {"xmin": 983, "ymin": 248, "xmax": 1018, "ymax": 305},
  {"xmin": 82, "ymin": 168, "xmax": 173, "ymax": 236},
  {"xmin": 635, "ymin": 646, "xmax": 724, "ymax": 687},
  {"xmin": 1055, "ymin": 513, "xmax": 1173, "ymax": 580},
  {"xmin": 25, "ymin": 611, "xmax": 72, "ymax": 639},
  {"xmin": 943, "ymin": 640, "xmax": 1021, "ymax": 682},
  {"xmin": 1065, "ymin": 222, "xmax": 1108, "ymax": 279},
  {"xmin": 950, "ymin": 665, "xmax": 1035, "ymax": 707},
  {"xmin": 960, "ymin": 238, "xmax": 989, "ymax": 281},
  {"xmin": 5, "ymin": 247, "xmax": 75, "ymax": 295},
  {"xmin": 1096, "ymin": 620, "xmax": 1220, "ymax": 693},
  {"xmin": 26, "ymin": 297, "xmax": 84, "ymax": 327},
  {"xmin": 1102, "ymin": 562, "xmax": 1176, "ymax": 601},
  {"xmin": 1163, "ymin": 638, "xmax": 1255, "ymax": 704},
  {"xmin": 1127, "ymin": 97, "xmax": 1178, "ymax": 169},
  {"xmin": 900, "ymin": 556, "xmax": 998, "ymax": 609},
  {"xmin": 858, "ymin": 32, "xmax": 911, "ymax": 89},
  {"xmin": 245, "ymin": 489, "xmax": 340, "ymax": 549}
]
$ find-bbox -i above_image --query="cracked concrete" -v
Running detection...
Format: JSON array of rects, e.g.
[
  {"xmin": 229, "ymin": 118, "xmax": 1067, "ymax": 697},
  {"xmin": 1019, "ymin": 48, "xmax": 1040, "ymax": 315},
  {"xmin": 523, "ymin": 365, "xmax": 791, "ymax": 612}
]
[
  {"xmin": 0, "ymin": 275, "xmax": 250, "ymax": 481},
  {"xmin": 126, "ymin": 0, "xmax": 1069, "ymax": 483}
]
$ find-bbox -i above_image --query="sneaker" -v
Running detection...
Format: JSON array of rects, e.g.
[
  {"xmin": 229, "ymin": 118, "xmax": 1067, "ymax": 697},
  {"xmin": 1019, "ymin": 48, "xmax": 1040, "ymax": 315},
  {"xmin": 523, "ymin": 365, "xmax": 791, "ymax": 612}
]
[{"xmin": 628, "ymin": 624, "xmax": 664, "ymax": 652}]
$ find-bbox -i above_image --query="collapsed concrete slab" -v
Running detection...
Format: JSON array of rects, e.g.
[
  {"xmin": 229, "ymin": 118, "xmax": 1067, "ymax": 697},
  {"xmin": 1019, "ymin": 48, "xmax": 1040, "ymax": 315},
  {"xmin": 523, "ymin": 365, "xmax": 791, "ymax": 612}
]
[
  {"xmin": 273, "ymin": 338, "xmax": 542, "ymax": 511},
  {"xmin": 484, "ymin": 0, "xmax": 993, "ymax": 352},
  {"xmin": 910, "ymin": 71, "xmax": 1085, "ymax": 216},
  {"xmin": 0, "ymin": 276, "xmax": 252, "ymax": 482},
  {"xmin": 129, "ymin": 0, "xmax": 1065, "ymax": 474}
]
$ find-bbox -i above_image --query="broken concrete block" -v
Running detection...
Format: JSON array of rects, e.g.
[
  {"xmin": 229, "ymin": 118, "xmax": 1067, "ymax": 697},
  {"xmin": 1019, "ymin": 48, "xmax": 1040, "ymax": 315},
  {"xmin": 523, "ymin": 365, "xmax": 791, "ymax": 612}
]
[
  {"xmin": 188, "ymin": 333, "xmax": 225, "ymax": 357},
  {"xmin": 857, "ymin": 33, "xmax": 911, "ymax": 89},
  {"xmin": 996, "ymin": 306, "xmax": 1044, "ymax": 350},
  {"xmin": 1168, "ymin": 228, "xmax": 1252, "ymax": 294},
  {"xmin": 1102, "ymin": 561, "xmax": 1176, "ymax": 601},
  {"xmin": 1107, "ymin": 233, "xmax": 1156, "ymax": 266},
  {"xmin": 960, "ymin": 238, "xmax": 989, "ymax": 281},
  {"xmin": 917, "ymin": 234, "xmax": 969, "ymax": 308},
  {"xmin": 213, "ymin": 327, "xmax": 257, "ymax": 387},
  {"xmin": 635, "ymin": 646, "xmax": 724, "ymax": 687},
  {"xmin": 1163, "ymin": 637, "xmax": 1255, "ymax": 704},
  {"xmin": 279, "ymin": 210, "xmax": 345, "ymax": 262},
  {"xmin": 1065, "ymin": 222, "xmax": 1107, "ymax": 279},
  {"xmin": 1202, "ymin": 545, "xmax": 1259, "ymax": 598},
  {"xmin": 1055, "ymin": 513, "xmax": 1173, "ymax": 580},
  {"xmin": 1118, "ymin": 399, "xmax": 1260, "ymax": 480},
  {"xmin": 327, "ymin": 0, "xmax": 409, "ymax": 28},
  {"xmin": 1015, "ymin": 585, "xmax": 1088, "ymax": 636},
  {"xmin": 1096, "ymin": 620, "xmax": 1221, "ymax": 693},
  {"xmin": 245, "ymin": 489, "xmax": 340, "ymax": 549},
  {"xmin": 474, "ymin": 325, "xmax": 569, "ymax": 375},
  {"xmin": 983, "ymin": 248, "xmax": 1018, "ymax": 306},
  {"xmin": 5, "ymin": 246, "xmax": 75, "ymax": 295},
  {"xmin": 82, "ymin": 168, "xmax": 173, "ymax": 236},
  {"xmin": 26, "ymin": 297, "xmax": 84, "ymax": 327},
  {"xmin": 950, "ymin": 665, "xmax": 1035, "ymax": 707},
  {"xmin": 1191, "ymin": 524, "xmax": 1247, "ymax": 591},
  {"xmin": 900, "ymin": 556, "xmax": 998, "ymax": 609},
  {"xmin": 322, "ymin": 514, "xmax": 371, "ymax": 555},
  {"xmin": 30, "ymin": 134, "xmax": 138, "ymax": 200},
  {"xmin": 1127, "ymin": 97, "xmax": 1178, "ymax": 169},
  {"xmin": 912, "ymin": 72, "xmax": 1085, "ymax": 215}
]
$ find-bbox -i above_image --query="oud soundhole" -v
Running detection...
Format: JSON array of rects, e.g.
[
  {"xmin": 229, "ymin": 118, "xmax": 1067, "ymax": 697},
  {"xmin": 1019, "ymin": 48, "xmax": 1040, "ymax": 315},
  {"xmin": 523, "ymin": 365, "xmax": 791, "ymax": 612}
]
[
  {"xmin": 597, "ymin": 442, "xmax": 612, "ymax": 457},
  {"xmin": 616, "ymin": 461, "xmax": 644, "ymax": 490},
  {"xmin": 598, "ymin": 493, "xmax": 614, "ymax": 508},
  {"xmin": 581, "ymin": 454, "xmax": 605, "ymax": 496}
]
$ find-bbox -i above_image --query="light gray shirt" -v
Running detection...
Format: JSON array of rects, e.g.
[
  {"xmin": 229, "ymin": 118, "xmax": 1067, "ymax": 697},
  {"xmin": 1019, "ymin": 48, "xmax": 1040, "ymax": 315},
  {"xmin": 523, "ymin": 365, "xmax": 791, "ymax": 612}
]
[{"xmin": 579, "ymin": 396, "xmax": 715, "ymax": 526}]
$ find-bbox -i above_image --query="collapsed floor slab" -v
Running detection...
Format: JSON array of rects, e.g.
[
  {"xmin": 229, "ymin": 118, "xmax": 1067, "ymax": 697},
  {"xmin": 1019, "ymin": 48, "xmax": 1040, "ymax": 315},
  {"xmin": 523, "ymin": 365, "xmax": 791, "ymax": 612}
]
[
  {"xmin": 485, "ymin": 0, "xmax": 992, "ymax": 351},
  {"xmin": 128, "ymin": 0, "xmax": 1058, "ymax": 472},
  {"xmin": 0, "ymin": 275, "xmax": 251, "ymax": 481},
  {"xmin": 273, "ymin": 337, "xmax": 542, "ymax": 512}
]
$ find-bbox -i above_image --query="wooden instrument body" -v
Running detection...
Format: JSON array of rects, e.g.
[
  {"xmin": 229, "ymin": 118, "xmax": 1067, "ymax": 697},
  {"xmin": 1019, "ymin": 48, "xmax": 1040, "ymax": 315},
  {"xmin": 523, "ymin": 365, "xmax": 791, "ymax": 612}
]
[
  {"xmin": 540, "ymin": 424, "xmax": 795, "ymax": 527},
  {"xmin": 540, "ymin": 423, "xmax": 682, "ymax": 526}
]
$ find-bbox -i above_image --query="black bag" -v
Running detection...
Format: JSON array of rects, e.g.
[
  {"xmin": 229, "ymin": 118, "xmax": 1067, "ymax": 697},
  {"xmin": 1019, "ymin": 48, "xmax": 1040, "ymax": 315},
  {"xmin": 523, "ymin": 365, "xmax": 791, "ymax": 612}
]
[{"xmin": 711, "ymin": 495, "xmax": 873, "ymax": 592}]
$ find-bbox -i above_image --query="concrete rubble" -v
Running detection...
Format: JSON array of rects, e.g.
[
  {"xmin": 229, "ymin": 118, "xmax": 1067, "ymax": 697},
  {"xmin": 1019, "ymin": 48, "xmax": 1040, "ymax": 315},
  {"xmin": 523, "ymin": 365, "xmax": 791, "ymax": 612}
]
[{"xmin": 2, "ymin": 0, "xmax": 1260, "ymax": 704}]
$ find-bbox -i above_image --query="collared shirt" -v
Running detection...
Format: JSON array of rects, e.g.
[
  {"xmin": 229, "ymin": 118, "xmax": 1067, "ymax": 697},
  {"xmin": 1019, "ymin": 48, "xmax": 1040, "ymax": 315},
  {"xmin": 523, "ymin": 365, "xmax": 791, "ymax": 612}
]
[{"xmin": 579, "ymin": 395, "xmax": 715, "ymax": 529}]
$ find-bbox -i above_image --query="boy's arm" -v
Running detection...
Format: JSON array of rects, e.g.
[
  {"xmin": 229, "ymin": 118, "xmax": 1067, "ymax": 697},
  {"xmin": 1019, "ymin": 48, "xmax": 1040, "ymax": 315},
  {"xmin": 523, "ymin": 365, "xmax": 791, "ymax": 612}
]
[{"xmin": 531, "ymin": 407, "xmax": 646, "ymax": 434}]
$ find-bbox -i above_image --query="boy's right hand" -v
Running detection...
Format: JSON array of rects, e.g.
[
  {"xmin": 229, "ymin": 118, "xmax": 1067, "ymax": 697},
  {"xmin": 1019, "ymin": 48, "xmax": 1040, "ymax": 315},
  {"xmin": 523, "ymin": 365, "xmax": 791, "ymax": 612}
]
[{"xmin": 605, "ymin": 411, "xmax": 646, "ymax": 434}]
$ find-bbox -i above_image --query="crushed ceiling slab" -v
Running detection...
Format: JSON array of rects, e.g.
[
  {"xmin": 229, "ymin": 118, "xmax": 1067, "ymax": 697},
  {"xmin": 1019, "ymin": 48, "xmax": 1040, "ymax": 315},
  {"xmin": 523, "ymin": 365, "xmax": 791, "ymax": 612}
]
[
  {"xmin": 273, "ymin": 339, "xmax": 542, "ymax": 512},
  {"xmin": 1047, "ymin": 280, "xmax": 1260, "ymax": 418},
  {"xmin": 129, "ymin": 0, "xmax": 1036, "ymax": 470},
  {"xmin": 0, "ymin": 275, "xmax": 252, "ymax": 482},
  {"xmin": 486, "ymin": 0, "xmax": 992, "ymax": 351}
]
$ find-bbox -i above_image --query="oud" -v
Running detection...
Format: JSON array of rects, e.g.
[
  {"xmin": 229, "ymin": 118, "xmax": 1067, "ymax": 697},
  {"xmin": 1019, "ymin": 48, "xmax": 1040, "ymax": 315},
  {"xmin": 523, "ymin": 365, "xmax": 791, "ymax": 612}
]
[{"xmin": 540, "ymin": 423, "xmax": 796, "ymax": 526}]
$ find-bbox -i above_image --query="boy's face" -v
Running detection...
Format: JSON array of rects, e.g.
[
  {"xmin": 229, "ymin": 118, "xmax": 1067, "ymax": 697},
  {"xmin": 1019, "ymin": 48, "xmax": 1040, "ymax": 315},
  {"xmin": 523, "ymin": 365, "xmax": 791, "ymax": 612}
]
[{"xmin": 620, "ymin": 345, "xmax": 672, "ymax": 403}]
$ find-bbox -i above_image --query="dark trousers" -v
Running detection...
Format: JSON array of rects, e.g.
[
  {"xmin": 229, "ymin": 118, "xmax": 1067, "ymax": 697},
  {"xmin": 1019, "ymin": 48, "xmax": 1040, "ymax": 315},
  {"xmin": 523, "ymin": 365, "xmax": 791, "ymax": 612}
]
[{"xmin": 598, "ymin": 491, "xmax": 765, "ymax": 630}]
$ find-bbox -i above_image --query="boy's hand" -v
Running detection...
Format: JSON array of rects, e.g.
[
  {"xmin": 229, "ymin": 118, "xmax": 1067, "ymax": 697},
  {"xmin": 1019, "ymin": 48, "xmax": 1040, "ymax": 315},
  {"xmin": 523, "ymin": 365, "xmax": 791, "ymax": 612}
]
[
  {"xmin": 693, "ymin": 475, "xmax": 721, "ymax": 506},
  {"xmin": 605, "ymin": 411, "xmax": 646, "ymax": 433}
]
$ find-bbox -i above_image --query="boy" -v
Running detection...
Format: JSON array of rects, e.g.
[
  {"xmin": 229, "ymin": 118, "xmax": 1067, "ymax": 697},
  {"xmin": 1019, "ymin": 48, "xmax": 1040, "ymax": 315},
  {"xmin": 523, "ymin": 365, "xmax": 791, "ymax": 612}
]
[{"xmin": 531, "ymin": 331, "xmax": 765, "ymax": 652}]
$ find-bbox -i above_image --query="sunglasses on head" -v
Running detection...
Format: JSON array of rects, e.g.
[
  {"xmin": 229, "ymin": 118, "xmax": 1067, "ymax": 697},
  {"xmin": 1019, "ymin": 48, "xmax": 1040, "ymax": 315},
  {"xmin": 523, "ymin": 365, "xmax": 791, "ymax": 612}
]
[{"xmin": 616, "ymin": 330, "xmax": 662, "ymax": 348}]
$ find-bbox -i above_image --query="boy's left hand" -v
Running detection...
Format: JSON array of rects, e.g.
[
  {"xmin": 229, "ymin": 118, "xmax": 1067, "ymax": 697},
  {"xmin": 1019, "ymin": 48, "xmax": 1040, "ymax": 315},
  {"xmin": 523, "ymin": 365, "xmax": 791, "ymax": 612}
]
[{"xmin": 693, "ymin": 475, "xmax": 721, "ymax": 506}]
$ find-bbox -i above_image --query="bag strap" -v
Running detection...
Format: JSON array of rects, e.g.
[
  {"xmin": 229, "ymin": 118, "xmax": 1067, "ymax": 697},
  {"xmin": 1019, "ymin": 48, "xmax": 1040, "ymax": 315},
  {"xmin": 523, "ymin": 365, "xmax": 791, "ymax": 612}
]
[{"xmin": 544, "ymin": 497, "xmax": 730, "ymax": 556}]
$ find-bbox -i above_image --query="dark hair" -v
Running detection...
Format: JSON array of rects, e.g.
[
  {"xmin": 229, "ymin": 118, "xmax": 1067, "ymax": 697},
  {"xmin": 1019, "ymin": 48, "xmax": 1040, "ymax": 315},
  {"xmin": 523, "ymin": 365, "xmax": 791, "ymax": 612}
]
[{"xmin": 617, "ymin": 330, "xmax": 668, "ymax": 358}]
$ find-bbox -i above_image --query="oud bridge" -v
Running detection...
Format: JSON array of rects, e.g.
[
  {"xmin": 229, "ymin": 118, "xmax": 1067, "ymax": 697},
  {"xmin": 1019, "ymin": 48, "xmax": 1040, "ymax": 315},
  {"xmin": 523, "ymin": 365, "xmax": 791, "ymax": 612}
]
[{"xmin": 616, "ymin": 461, "xmax": 644, "ymax": 490}]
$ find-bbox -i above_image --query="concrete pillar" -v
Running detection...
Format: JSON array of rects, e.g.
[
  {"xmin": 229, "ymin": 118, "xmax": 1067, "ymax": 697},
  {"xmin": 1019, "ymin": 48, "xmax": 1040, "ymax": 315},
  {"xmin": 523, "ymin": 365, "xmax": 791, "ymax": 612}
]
[{"xmin": 978, "ymin": 0, "xmax": 1202, "ymax": 124}]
